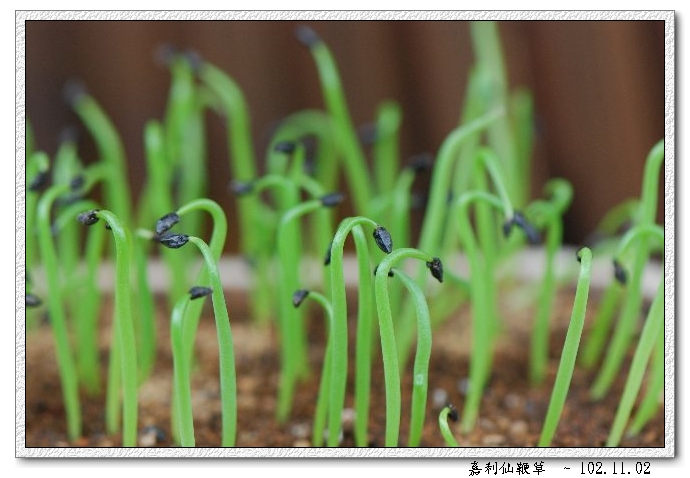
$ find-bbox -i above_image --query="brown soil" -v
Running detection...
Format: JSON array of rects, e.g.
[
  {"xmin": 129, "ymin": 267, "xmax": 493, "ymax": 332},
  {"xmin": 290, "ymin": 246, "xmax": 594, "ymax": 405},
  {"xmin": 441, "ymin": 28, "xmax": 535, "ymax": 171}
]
[{"xmin": 23, "ymin": 286, "xmax": 665, "ymax": 449}]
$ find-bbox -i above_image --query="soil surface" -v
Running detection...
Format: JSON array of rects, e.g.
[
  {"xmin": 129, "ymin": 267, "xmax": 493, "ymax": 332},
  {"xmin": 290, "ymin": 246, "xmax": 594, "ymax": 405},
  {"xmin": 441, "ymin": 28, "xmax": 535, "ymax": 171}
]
[{"xmin": 23, "ymin": 286, "xmax": 665, "ymax": 449}]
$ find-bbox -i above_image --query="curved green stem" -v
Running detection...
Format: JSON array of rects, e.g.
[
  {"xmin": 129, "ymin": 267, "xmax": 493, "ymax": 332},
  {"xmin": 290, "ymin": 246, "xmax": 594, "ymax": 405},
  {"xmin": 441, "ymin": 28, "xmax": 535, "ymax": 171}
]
[
  {"xmin": 628, "ymin": 326, "xmax": 665, "ymax": 436},
  {"xmin": 375, "ymin": 247, "xmax": 438, "ymax": 447},
  {"xmin": 92, "ymin": 210, "xmax": 139, "ymax": 447},
  {"xmin": 438, "ymin": 405, "xmax": 460, "ymax": 447},
  {"xmin": 326, "ymin": 216, "xmax": 380, "ymax": 446},
  {"xmin": 394, "ymin": 269, "xmax": 433, "ymax": 447},
  {"xmin": 187, "ymin": 236, "xmax": 237, "ymax": 447},
  {"xmin": 538, "ymin": 248, "xmax": 592, "ymax": 447}
]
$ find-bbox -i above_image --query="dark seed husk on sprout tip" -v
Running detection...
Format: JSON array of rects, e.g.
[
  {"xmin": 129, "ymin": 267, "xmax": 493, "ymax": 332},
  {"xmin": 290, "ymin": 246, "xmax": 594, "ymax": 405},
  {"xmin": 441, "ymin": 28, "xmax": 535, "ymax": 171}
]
[
  {"xmin": 189, "ymin": 286, "xmax": 213, "ymax": 300},
  {"xmin": 613, "ymin": 260, "xmax": 627, "ymax": 285},
  {"xmin": 408, "ymin": 153, "xmax": 433, "ymax": 174},
  {"xmin": 295, "ymin": 25, "xmax": 321, "ymax": 48},
  {"xmin": 320, "ymin": 192, "xmax": 345, "ymax": 208},
  {"xmin": 29, "ymin": 171, "xmax": 50, "ymax": 192},
  {"xmin": 70, "ymin": 174, "xmax": 85, "ymax": 191},
  {"xmin": 512, "ymin": 211, "xmax": 541, "ymax": 244},
  {"xmin": 155, "ymin": 212, "xmax": 180, "ymax": 236},
  {"xmin": 292, "ymin": 289, "xmax": 310, "ymax": 308},
  {"xmin": 447, "ymin": 404, "xmax": 459, "ymax": 422},
  {"xmin": 324, "ymin": 241, "xmax": 333, "ymax": 266},
  {"xmin": 77, "ymin": 210, "xmax": 100, "ymax": 226},
  {"xmin": 274, "ymin": 141, "xmax": 296, "ymax": 154},
  {"xmin": 159, "ymin": 233, "xmax": 189, "ymax": 249},
  {"xmin": 426, "ymin": 257, "xmax": 444, "ymax": 283},
  {"xmin": 26, "ymin": 293, "xmax": 42, "ymax": 308},
  {"xmin": 373, "ymin": 226, "xmax": 393, "ymax": 254},
  {"xmin": 228, "ymin": 179, "xmax": 254, "ymax": 196}
]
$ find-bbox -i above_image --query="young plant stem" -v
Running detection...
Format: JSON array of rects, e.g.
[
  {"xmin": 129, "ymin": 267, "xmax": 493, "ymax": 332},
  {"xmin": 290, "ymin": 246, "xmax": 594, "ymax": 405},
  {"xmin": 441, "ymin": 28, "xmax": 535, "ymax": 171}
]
[
  {"xmin": 297, "ymin": 26, "xmax": 374, "ymax": 215},
  {"xmin": 393, "ymin": 269, "xmax": 434, "ymax": 447},
  {"xmin": 372, "ymin": 100, "xmax": 402, "ymax": 196},
  {"xmin": 182, "ymin": 236, "xmax": 237, "ymax": 447},
  {"xmin": 26, "ymin": 151, "xmax": 50, "ymax": 273},
  {"xmin": 293, "ymin": 290, "xmax": 334, "ymax": 447},
  {"xmin": 374, "ymin": 248, "xmax": 440, "ymax": 447},
  {"xmin": 606, "ymin": 278, "xmax": 664, "ymax": 447},
  {"xmin": 527, "ymin": 179, "xmax": 573, "ymax": 384},
  {"xmin": 579, "ymin": 281, "xmax": 624, "ymax": 369},
  {"xmin": 326, "ymin": 216, "xmax": 387, "ymax": 446},
  {"xmin": 275, "ymin": 196, "xmax": 340, "ymax": 422},
  {"xmin": 438, "ymin": 405, "xmax": 460, "ymax": 447},
  {"xmin": 628, "ymin": 327, "xmax": 664, "ymax": 436},
  {"xmin": 538, "ymin": 247, "xmax": 592, "ymax": 447},
  {"xmin": 591, "ymin": 140, "xmax": 663, "ymax": 399},
  {"xmin": 36, "ymin": 183, "xmax": 83, "ymax": 441},
  {"xmin": 90, "ymin": 210, "xmax": 139, "ymax": 447}
]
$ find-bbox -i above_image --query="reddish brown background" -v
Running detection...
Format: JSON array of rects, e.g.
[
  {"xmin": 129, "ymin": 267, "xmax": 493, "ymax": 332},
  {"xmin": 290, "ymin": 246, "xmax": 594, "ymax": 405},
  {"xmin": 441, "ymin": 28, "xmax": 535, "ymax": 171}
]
[{"xmin": 24, "ymin": 19, "xmax": 666, "ymax": 250}]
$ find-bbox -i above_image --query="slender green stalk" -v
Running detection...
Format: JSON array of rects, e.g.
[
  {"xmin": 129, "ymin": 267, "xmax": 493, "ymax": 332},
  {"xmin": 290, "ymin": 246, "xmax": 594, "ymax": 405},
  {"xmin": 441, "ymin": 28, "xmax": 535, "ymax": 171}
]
[
  {"xmin": 452, "ymin": 190, "xmax": 512, "ymax": 433},
  {"xmin": 326, "ymin": 216, "xmax": 390, "ymax": 446},
  {"xmin": 275, "ymin": 194, "xmax": 343, "ymax": 422},
  {"xmin": 591, "ymin": 141, "xmax": 664, "ymax": 399},
  {"xmin": 36, "ymin": 183, "xmax": 82, "ymax": 441},
  {"xmin": 606, "ymin": 278, "xmax": 664, "ymax": 447},
  {"xmin": 26, "ymin": 151, "xmax": 50, "ymax": 273},
  {"xmin": 438, "ymin": 405, "xmax": 460, "ymax": 447},
  {"xmin": 628, "ymin": 326, "xmax": 665, "ymax": 436},
  {"xmin": 90, "ymin": 210, "xmax": 139, "ymax": 447},
  {"xmin": 394, "ymin": 269, "xmax": 434, "ymax": 447},
  {"xmin": 170, "ymin": 287, "xmax": 213, "ymax": 447},
  {"xmin": 527, "ymin": 179, "xmax": 573, "ymax": 384},
  {"xmin": 297, "ymin": 26, "xmax": 374, "ymax": 215},
  {"xmin": 372, "ymin": 100, "xmax": 402, "ymax": 196},
  {"xmin": 579, "ymin": 282, "xmax": 624, "ymax": 369},
  {"xmin": 374, "ymin": 248, "xmax": 441, "ymax": 447},
  {"xmin": 160, "ymin": 233, "xmax": 237, "ymax": 446},
  {"xmin": 292, "ymin": 289, "xmax": 333, "ymax": 447},
  {"xmin": 538, "ymin": 247, "xmax": 592, "ymax": 447}
]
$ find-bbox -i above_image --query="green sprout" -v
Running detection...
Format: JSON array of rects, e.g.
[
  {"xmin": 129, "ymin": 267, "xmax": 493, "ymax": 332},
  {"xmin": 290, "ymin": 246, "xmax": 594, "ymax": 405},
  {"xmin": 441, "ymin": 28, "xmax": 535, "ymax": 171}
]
[
  {"xmin": 158, "ymin": 232, "xmax": 237, "ymax": 447},
  {"xmin": 374, "ymin": 248, "xmax": 442, "ymax": 447},
  {"xmin": 292, "ymin": 289, "xmax": 333, "ymax": 447},
  {"xmin": 79, "ymin": 209, "xmax": 139, "ymax": 447},
  {"xmin": 590, "ymin": 140, "xmax": 664, "ymax": 400},
  {"xmin": 170, "ymin": 286, "xmax": 213, "ymax": 447},
  {"xmin": 438, "ymin": 404, "xmax": 460, "ymax": 447},
  {"xmin": 538, "ymin": 247, "xmax": 592, "ymax": 447}
]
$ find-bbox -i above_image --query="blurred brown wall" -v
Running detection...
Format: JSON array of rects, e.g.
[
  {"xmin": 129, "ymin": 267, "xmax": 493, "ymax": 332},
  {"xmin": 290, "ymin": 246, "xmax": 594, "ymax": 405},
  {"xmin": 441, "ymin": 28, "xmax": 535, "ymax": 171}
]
[{"xmin": 24, "ymin": 19, "xmax": 666, "ymax": 250}]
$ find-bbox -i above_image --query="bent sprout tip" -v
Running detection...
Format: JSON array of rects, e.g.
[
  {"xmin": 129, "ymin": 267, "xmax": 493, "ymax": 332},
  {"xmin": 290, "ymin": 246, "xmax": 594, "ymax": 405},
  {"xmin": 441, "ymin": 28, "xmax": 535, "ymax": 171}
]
[
  {"xmin": 29, "ymin": 171, "xmax": 50, "ymax": 192},
  {"xmin": 374, "ymin": 264, "xmax": 395, "ymax": 277},
  {"xmin": 503, "ymin": 211, "xmax": 541, "ymax": 244},
  {"xmin": 189, "ymin": 286, "xmax": 213, "ymax": 300},
  {"xmin": 77, "ymin": 210, "xmax": 100, "ymax": 226},
  {"xmin": 274, "ymin": 141, "xmax": 296, "ymax": 154},
  {"xmin": 295, "ymin": 25, "xmax": 321, "ymax": 48},
  {"xmin": 292, "ymin": 289, "xmax": 310, "ymax": 308},
  {"xmin": 159, "ymin": 233, "xmax": 190, "ymax": 249},
  {"xmin": 408, "ymin": 153, "xmax": 433, "ymax": 174},
  {"xmin": 63, "ymin": 78, "xmax": 87, "ymax": 106},
  {"xmin": 373, "ymin": 226, "xmax": 393, "ymax": 254},
  {"xmin": 446, "ymin": 403, "xmax": 459, "ymax": 422}
]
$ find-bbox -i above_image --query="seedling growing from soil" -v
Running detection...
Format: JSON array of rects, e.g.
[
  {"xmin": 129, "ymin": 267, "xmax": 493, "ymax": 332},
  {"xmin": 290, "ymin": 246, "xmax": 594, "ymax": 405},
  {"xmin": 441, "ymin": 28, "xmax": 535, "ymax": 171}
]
[
  {"xmin": 159, "ymin": 232, "xmax": 237, "ymax": 447},
  {"xmin": 80, "ymin": 209, "xmax": 139, "ymax": 447},
  {"xmin": 374, "ymin": 248, "xmax": 442, "ymax": 447},
  {"xmin": 438, "ymin": 404, "xmax": 460, "ymax": 447},
  {"xmin": 170, "ymin": 286, "xmax": 213, "ymax": 447},
  {"xmin": 538, "ymin": 247, "xmax": 592, "ymax": 447}
]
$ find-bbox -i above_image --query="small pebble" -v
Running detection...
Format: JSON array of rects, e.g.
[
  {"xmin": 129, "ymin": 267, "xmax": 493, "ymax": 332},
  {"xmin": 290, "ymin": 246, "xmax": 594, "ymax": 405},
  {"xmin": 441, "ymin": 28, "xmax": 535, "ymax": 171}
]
[
  {"xmin": 504, "ymin": 393, "xmax": 522, "ymax": 409},
  {"xmin": 289, "ymin": 422, "xmax": 310, "ymax": 439},
  {"xmin": 509, "ymin": 420, "xmax": 528, "ymax": 439},
  {"xmin": 341, "ymin": 408, "xmax": 356, "ymax": 433},
  {"xmin": 479, "ymin": 418, "xmax": 496, "ymax": 432},
  {"xmin": 431, "ymin": 388, "xmax": 448, "ymax": 410},
  {"xmin": 482, "ymin": 434, "xmax": 506, "ymax": 446},
  {"xmin": 457, "ymin": 378, "xmax": 470, "ymax": 395}
]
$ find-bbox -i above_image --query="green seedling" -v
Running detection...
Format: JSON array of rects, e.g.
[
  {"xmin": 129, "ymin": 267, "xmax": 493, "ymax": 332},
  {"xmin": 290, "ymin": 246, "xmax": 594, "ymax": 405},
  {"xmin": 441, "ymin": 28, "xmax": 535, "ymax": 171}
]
[
  {"xmin": 627, "ymin": 324, "xmax": 664, "ymax": 436},
  {"xmin": 296, "ymin": 25, "xmax": 374, "ymax": 216},
  {"xmin": 79, "ymin": 209, "xmax": 139, "ymax": 447},
  {"xmin": 374, "ymin": 248, "xmax": 442, "ymax": 447},
  {"xmin": 292, "ymin": 289, "xmax": 333, "ymax": 447},
  {"xmin": 590, "ymin": 140, "xmax": 664, "ymax": 400},
  {"xmin": 538, "ymin": 247, "xmax": 592, "ymax": 447},
  {"xmin": 371, "ymin": 100, "xmax": 403, "ymax": 196},
  {"xmin": 275, "ymin": 192, "xmax": 343, "ymax": 423},
  {"xmin": 438, "ymin": 404, "xmax": 460, "ymax": 447},
  {"xmin": 325, "ymin": 216, "xmax": 392, "ymax": 446},
  {"xmin": 525, "ymin": 178, "xmax": 574, "ymax": 384},
  {"xmin": 159, "ymin": 232, "xmax": 237, "ymax": 447},
  {"xmin": 170, "ymin": 286, "xmax": 213, "ymax": 447}
]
